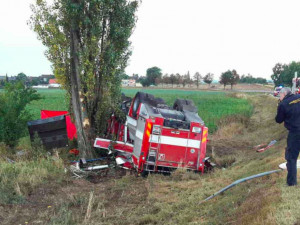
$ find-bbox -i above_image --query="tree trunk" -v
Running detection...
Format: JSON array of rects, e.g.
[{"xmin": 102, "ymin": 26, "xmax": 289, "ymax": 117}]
[{"xmin": 70, "ymin": 28, "xmax": 94, "ymax": 158}]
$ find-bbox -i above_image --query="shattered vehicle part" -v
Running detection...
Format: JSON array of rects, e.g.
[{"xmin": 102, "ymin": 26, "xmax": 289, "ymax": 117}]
[{"xmin": 27, "ymin": 116, "xmax": 68, "ymax": 149}]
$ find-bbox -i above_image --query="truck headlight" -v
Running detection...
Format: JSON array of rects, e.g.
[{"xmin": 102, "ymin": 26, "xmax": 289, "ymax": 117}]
[{"xmin": 192, "ymin": 127, "xmax": 201, "ymax": 133}]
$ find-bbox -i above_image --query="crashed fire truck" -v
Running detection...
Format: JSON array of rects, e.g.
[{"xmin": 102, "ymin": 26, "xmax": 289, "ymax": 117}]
[{"xmin": 93, "ymin": 92, "xmax": 211, "ymax": 175}]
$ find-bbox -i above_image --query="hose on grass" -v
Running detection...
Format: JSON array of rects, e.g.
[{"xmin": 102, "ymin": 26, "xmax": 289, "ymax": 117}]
[{"xmin": 202, "ymin": 169, "xmax": 283, "ymax": 202}]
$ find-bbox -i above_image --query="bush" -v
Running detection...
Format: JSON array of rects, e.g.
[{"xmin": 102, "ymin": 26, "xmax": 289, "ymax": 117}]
[{"xmin": 0, "ymin": 82, "xmax": 41, "ymax": 147}]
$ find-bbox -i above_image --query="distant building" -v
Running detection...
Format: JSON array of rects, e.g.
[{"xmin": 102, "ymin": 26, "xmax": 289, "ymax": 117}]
[
  {"xmin": 8, "ymin": 76, "xmax": 16, "ymax": 81},
  {"xmin": 0, "ymin": 76, "xmax": 6, "ymax": 80},
  {"xmin": 122, "ymin": 79, "xmax": 136, "ymax": 87},
  {"xmin": 49, "ymin": 79, "xmax": 58, "ymax": 84},
  {"xmin": 40, "ymin": 74, "xmax": 55, "ymax": 83}
]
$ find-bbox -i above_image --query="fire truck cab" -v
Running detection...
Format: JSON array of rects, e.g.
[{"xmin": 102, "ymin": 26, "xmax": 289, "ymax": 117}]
[{"xmin": 94, "ymin": 92, "xmax": 209, "ymax": 174}]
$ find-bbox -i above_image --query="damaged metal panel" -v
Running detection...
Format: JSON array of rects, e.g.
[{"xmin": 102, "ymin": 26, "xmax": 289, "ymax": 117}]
[{"xmin": 27, "ymin": 115, "xmax": 68, "ymax": 149}]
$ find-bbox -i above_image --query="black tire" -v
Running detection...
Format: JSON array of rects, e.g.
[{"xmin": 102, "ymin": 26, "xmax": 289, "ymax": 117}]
[{"xmin": 173, "ymin": 99, "xmax": 197, "ymax": 112}]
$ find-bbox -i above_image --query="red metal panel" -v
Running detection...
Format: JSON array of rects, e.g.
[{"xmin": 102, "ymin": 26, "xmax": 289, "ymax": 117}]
[
  {"xmin": 161, "ymin": 128, "xmax": 189, "ymax": 138},
  {"xmin": 157, "ymin": 144, "xmax": 186, "ymax": 164},
  {"xmin": 94, "ymin": 139, "xmax": 133, "ymax": 154},
  {"xmin": 185, "ymin": 122, "xmax": 202, "ymax": 169}
]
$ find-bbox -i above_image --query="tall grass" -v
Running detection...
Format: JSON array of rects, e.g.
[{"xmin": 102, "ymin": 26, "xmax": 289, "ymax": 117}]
[{"xmin": 0, "ymin": 157, "xmax": 66, "ymax": 204}]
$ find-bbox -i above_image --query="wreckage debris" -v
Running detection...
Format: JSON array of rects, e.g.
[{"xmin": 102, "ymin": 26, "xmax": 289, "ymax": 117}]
[
  {"xmin": 27, "ymin": 115, "xmax": 68, "ymax": 149},
  {"xmin": 254, "ymin": 140, "xmax": 277, "ymax": 153}
]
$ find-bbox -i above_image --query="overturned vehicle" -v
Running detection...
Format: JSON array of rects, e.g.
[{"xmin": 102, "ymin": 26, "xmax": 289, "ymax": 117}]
[{"xmin": 93, "ymin": 92, "xmax": 210, "ymax": 175}]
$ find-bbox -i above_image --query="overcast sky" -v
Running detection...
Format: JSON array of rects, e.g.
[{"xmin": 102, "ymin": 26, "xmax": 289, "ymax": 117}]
[{"xmin": 1, "ymin": 0, "xmax": 300, "ymax": 79}]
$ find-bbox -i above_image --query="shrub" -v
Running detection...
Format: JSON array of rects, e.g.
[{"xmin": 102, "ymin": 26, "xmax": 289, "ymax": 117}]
[{"xmin": 0, "ymin": 82, "xmax": 41, "ymax": 147}]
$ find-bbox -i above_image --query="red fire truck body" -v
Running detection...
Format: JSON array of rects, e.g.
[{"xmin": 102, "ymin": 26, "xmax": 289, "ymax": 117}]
[{"xmin": 94, "ymin": 92, "xmax": 209, "ymax": 174}]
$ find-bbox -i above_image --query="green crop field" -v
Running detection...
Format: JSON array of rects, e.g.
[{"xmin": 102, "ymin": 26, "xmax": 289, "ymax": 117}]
[{"xmin": 22, "ymin": 88, "xmax": 253, "ymax": 132}]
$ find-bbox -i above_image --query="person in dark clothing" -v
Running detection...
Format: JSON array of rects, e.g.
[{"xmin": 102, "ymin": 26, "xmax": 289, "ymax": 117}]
[{"xmin": 275, "ymin": 87, "xmax": 300, "ymax": 186}]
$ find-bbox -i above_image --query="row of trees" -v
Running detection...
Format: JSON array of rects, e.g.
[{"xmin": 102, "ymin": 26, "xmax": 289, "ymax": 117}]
[
  {"xmin": 239, "ymin": 74, "xmax": 267, "ymax": 84},
  {"xmin": 137, "ymin": 67, "xmax": 214, "ymax": 88},
  {"xmin": 0, "ymin": 73, "xmax": 55, "ymax": 88},
  {"xmin": 271, "ymin": 61, "xmax": 300, "ymax": 86},
  {"xmin": 124, "ymin": 67, "xmax": 268, "ymax": 89}
]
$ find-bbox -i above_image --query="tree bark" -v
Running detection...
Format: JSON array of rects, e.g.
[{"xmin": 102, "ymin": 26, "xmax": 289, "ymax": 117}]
[{"xmin": 70, "ymin": 28, "xmax": 94, "ymax": 158}]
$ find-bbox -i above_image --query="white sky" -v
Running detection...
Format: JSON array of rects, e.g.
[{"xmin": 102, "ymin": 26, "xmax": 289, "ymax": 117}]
[{"xmin": 1, "ymin": 0, "xmax": 300, "ymax": 79}]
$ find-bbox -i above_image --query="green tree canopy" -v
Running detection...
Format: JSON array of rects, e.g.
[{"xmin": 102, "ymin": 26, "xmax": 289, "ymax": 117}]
[
  {"xmin": 30, "ymin": 0, "xmax": 139, "ymax": 157},
  {"xmin": 146, "ymin": 67, "xmax": 162, "ymax": 85},
  {"xmin": 220, "ymin": 70, "xmax": 239, "ymax": 89},
  {"xmin": 0, "ymin": 82, "xmax": 41, "ymax": 146},
  {"xmin": 16, "ymin": 73, "xmax": 27, "ymax": 84},
  {"xmin": 203, "ymin": 73, "xmax": 214, "ymax": 86},
  {"xmin": 271, "ymin": 62, "xmax": 300, "ymax": 87}
]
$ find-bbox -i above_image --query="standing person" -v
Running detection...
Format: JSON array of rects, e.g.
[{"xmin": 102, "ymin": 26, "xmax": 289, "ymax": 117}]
[{"xmin": 276, "ymin": 87, "xmax": 300, "ymax": 186}]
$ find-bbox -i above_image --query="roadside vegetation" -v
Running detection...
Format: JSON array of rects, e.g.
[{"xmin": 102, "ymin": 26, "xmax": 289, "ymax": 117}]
[
  {"xmin": 3, "ymin": 87, "xmax": 297, "ymax": 224},
  {"xmin": 1, "ymin": 93, "xmax": 296, "ymax": 225}
]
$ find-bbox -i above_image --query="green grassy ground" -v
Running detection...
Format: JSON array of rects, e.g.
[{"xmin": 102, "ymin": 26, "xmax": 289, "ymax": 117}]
[
  {"xmin": 25, "ymin": 88, "xmax": 253, "ymax": 132},
  {"xmin": 25, "ymin": 89, "xmax": 68, "ymax": 120}
]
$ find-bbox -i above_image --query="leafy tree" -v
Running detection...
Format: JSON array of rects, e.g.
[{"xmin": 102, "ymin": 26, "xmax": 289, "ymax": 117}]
[
  {"xmin": 229, "ymin": 70, "xmax": 240, "ymax": 89},
  {"xmin": 120, "ymin": 73, "xmax": 130, "ymax": 80},
  {"xmin": 146, "ymin": 67, "xmax": 162, "ymax": 85},
  {"xmin": 193, "ymin": 72, "xmax": 201, "ymax": 89},
  {"xmin": 155, "ymin": 77, "xmax": 162, "ymax": 86},
  {"xmin": 256, "ymin": 77, "xmax": 267, "ymax": 84},
  {"xmin": 30, "ymin": 0, "xmax": 139, "ymax": 157},
  {"xmin": 220, "ymin": 70, "xmax": 239, "ymax": 89},
  {"xmin": 182, "ymin": 71, "xmax": 191, "ymax": 88},
  {"xmin": 0, "ymin": 80, "xmax": 5, "ymax": 88},
  {"xmin": 271, "ymin": 62, "xmax": 300, "ymax": 87},
  {"xmin": 16, "ymin": 73, "xmax": 27, "ymax": 84},
  {"xmin": 203, "ymin": 73, "xmax": 214, "ymax": 86},
  {"xmin": 132, "ymin": 74, "xmax": 139, "ymax": 80},
  {"xmin": 169, "ymin": 74, "xmax": 176, "ymax": 88},
  {"xmin": 219, "ymin": 70, "xmax": 232, "ymax": 89},
  {"xmin": 31, "ymin": 77, "xmax": 40, "ymax": 86},
  {"xmin": 239, "ymin": 74, "xmax": 267, "ymax": 84},
  {"xmin": 0, "ymin": 82, "xmax": 41, "ymax": 147},
  {"xmin": 162, "ymin": 74, "xmax": 169, "ymax": 87},
  {"xmin": 140, "ymin": 77, "xmax": 150, "ymax": 87},
  {"xmin": 176, "ymin": 73, "xmax": 182, "ymax": 87},
  {"xmin": 271, "ymin": 63, "xmax": 286, "ymax": 86}
]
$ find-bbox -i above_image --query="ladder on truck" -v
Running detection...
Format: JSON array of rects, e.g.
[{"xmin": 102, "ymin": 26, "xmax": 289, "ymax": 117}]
[{"xmin": 145, "ymin": 134, "xmax": 161, "ymax": 172}]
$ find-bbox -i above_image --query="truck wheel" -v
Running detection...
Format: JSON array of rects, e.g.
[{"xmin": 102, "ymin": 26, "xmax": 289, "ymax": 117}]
[{"xmin": 173, "ymin": 99, "xmax": 197, "ymax": 112}]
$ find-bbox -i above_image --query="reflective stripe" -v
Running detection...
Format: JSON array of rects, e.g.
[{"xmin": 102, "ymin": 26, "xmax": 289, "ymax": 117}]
[
  {"xmin": 150, "ymin": 135, "xmax": 201, "ymax": 148},
  {"xmin": 135, "ymin": 130, "xmax": 144, "ymax": 140},
  {"xmin": 127, "ymin": 116, "xmax": 137, "ymax": 127}
]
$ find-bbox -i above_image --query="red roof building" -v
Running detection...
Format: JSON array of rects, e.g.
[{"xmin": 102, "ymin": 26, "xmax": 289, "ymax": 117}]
[{"xmin": 49, "ymin": 79, "xmax": 58, "ymax": 84}]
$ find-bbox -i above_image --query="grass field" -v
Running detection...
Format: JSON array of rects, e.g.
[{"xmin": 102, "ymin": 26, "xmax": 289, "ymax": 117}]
[{"xmin": 24, "ymin": 88, "xmax": 253, "ymax": 132}]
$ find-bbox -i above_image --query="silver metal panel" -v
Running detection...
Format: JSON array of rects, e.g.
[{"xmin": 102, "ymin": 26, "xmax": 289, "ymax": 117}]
[{"xmin": 133, "ymin": 116, "xmax": 146, "ymax": 158}]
